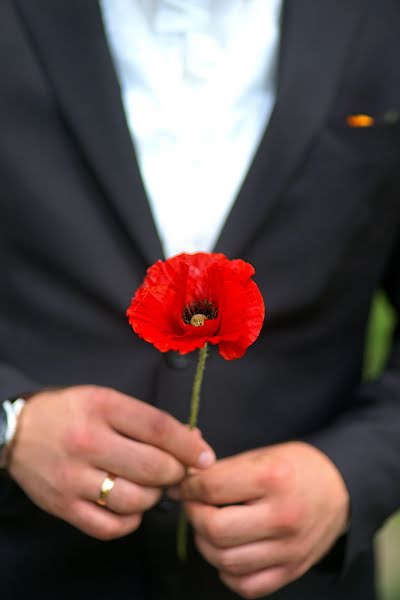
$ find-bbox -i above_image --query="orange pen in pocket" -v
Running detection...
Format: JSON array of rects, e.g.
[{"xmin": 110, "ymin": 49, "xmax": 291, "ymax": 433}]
[{"xmin": 346, "ymin": 114, "xmax": 375, "ymax": 127}]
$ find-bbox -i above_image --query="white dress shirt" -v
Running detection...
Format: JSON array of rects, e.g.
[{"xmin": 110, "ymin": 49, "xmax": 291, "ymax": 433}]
[{"xmin": 100, "ymin": 0, "xmax": 282, "ymax": 258}]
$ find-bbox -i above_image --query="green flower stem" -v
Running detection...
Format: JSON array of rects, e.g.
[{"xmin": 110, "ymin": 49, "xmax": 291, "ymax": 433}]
[
  {"xmin": 177, "ymin": 509, "xmax": 189, "ymax": 563},
  {"xmin": 188, "ymin": 342, "xmax": 208, "ymax": 431},
  {"xmin": 177, "ymin": 342, "xmax": 208, "ymax": 562}
]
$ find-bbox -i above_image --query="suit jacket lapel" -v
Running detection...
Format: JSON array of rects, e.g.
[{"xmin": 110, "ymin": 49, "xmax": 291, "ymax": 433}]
[
  {"xmin": 15, "ymin": 0, "xmax": 164, "ymax": 267},
  {"xmin": 215, "ymin": 0, "xmax": 364, "ymax": 258},
  {"xmin": 15, "ymin": 0, "xmax": 364, "ymax": 264}
]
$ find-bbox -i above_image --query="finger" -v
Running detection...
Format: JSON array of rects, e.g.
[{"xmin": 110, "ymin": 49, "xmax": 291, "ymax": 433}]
[
  {"xmin": 195, "ymin": 534, "xmax": 290, "ymax": 577},
  {"xmin": 104, "ymin": 392, "xmax": 215, "ymax": 469},
  {"xmin": 185, "ymin": 501, "xmax": 290, "ymax": 547},
  {"xmin": 68, "ymin": 499, "xmax": 143, "ymax": 541},
  {"xmin": 92, "ymin": 431, "xmax": 188, "ymax": 487},
  {"xmin": 180, "ymin": 451, "xmax": 288, "ymax": 505},
  {"xmin": 220, "ymin": 566, "xmax": 294, "ymax": 599},
  {"xmin": 78, "ymin": 469, "xmax": 162, "ymax": 515}
]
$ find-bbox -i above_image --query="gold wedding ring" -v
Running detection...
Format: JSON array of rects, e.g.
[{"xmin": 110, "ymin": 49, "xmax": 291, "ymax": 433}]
[{"xmin": 96, "ymin": 473, "xmax": 116, "ymax": 507}]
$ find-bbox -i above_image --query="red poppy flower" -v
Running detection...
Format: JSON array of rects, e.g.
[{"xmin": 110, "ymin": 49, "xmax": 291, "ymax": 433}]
[{"xmin": 127, "ymin": 252, "xmax": 264, "ymax": 359}]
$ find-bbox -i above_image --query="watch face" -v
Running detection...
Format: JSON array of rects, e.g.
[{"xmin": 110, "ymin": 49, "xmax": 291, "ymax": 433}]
[{"xmin": 0, "ymin": 404, "xmax": 8, "ymax": 451}]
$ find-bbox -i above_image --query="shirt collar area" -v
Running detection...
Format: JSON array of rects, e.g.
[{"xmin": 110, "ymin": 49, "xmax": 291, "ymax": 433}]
[{"xmin": 140, "ymin": 0, "xmax": 240, "ymax": 35}]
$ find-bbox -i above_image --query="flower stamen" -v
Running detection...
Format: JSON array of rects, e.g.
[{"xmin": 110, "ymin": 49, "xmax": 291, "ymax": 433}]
[
  {"xmin": 182, "ymin": 300, "xmax": 218, "ymax": 326},
  {"xmin": 190, "ymin": 314, "xmax": 206, "ymax": 327}
]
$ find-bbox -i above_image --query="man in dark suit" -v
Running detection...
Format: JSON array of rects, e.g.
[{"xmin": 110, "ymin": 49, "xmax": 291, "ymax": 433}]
[{"xmin": 0, "ymin": 1, "xmax": 400, "ymax": 599}]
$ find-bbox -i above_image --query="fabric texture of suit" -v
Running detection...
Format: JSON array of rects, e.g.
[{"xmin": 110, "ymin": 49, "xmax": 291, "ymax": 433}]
[{"xmin": 1, "ymin": 0, "xmax": 400, "ymax": 598}]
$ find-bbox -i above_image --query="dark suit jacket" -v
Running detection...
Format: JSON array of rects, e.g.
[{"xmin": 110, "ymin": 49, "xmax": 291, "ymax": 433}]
[{"xmin": 1, "ymin": 1, "xmax": 400, "ymax": 598}]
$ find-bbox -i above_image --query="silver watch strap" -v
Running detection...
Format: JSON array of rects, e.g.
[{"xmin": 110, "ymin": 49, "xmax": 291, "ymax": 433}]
[
  {"xmin": 3, "ymin": 398, "xmax": 26, "ymax": 445},
  {"xmin": 0, "ymin": 398, "xmax": 26, "ymax": 467}
]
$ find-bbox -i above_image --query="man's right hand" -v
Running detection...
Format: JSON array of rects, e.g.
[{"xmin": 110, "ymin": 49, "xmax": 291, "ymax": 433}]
[{"xmin": 7, "ymin": 385, "xmax": 215, "ymax": 540}]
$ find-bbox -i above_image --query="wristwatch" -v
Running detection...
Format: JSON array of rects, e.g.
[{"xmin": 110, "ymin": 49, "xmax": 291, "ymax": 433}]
[{"xmin": 0, "ymin": 399, "xmax": 26, "ymax": 468}]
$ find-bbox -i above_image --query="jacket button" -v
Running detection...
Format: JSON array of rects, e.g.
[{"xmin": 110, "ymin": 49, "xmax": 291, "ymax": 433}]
[{"xmin": 164, "ymin": 351, "xmax": 191, "ymax": 369}]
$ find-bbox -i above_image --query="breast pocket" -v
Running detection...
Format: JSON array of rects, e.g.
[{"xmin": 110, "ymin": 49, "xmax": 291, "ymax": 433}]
[{"xmin": 321, "ymin": 118, "xmax": 400, "ymax": 166}]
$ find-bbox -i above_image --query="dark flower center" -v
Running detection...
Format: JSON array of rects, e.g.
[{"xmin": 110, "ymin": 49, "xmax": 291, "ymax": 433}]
[{"xmin": 182, "ymin": 300, "xmax": 218, "ymax": 327}]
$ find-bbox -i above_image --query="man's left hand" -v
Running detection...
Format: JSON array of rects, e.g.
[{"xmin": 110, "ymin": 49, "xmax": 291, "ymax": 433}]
[{"xmin": 177, "ymin": 441, "xmax": 349, "ymax": 599}]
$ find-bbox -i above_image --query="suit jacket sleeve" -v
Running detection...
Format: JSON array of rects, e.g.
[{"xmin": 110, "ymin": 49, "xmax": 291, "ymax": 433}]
[
  {"xmin": 0, "ymin": 363, "xmax": 43, "ymax": 401},
  {"xmin": 305, "ymin": 235, "xmax": 400, "ymax": 571}
]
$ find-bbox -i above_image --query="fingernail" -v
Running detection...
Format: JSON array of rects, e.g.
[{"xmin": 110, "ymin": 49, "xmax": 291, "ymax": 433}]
[{"xmin": 197, "ymin": 449, "xmax": 216, "ymax": 468}]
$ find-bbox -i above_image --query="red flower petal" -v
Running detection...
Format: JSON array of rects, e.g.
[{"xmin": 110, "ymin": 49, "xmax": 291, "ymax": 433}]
[{"xmin": 127, "ymin": 252, "xmax": 265, "ymax": 359}]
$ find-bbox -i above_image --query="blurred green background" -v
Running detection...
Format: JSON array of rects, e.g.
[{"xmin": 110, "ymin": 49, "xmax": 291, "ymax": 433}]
[{"xmin": 365, "ymin": 293, "xmax": 400, "ymax": 600}]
